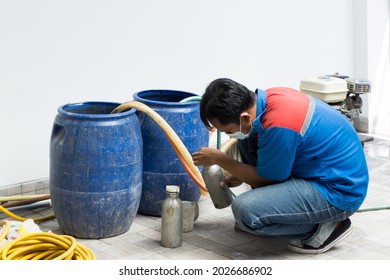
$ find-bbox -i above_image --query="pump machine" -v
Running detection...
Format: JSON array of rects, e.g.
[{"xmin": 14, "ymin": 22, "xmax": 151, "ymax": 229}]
[
  {"xmin": 300, "ymin": 74, "xmax": 372, "ymax": 144},
  {"xmin": 300, "ymin": 74, "xmax": 371, "ymax": 122}
]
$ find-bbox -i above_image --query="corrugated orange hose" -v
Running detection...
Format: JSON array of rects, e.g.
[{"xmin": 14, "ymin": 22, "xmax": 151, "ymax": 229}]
[{"xmin": 112, "ymin": 100, "xmax": 208, "ymax": 195}]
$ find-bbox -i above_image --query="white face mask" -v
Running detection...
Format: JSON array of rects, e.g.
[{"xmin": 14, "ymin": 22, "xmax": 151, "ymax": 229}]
[{"xmin": 226, "ymin": 119, "xmax": 253, "ymax": 140}]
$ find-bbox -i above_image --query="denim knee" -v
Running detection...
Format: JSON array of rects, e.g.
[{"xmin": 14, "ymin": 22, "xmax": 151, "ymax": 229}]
[
  {"xmin": 231, "ymin": 195, "xmax": 241, "ymax": 220},
  {"xmin": 231, "ymin": 194, "xmax": 259, "ymax": 229}
]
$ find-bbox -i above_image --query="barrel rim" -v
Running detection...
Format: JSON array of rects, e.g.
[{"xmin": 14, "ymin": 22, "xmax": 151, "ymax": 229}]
[
  {"xmin": 58, "ymin": 101, "xmax": 136, "ymax": 119},
  {"xmin": 133, "ymin": 89, "xmax": 201, "ymax": 106}
]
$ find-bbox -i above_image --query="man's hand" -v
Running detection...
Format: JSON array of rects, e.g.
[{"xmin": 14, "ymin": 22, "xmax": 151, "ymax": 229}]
[
  {"xmin": 221, "ymin": 170, "xmax": 242, "ymax": 188},
  {"xmin": 193, "ymin": 146, "xmax": 274, "ymax": 189},
  {"xmin": 192, "ymin": 147, "xmax": 224, "ymax": 167}
]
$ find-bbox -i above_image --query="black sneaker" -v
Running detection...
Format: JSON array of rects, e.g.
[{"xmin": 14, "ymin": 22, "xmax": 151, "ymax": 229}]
[{"xmin": 287, "ymin": 218, "xmax": 352, "ymax": 254}]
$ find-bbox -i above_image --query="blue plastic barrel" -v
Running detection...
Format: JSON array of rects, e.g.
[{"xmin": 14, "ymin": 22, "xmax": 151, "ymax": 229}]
[
  {"xmin": 133, "ymin": 90, "xmax": 209, "ymax": 216},
  {"xmin": 50, "ymin": 102, "xmax": 143, "ymax": 238}
]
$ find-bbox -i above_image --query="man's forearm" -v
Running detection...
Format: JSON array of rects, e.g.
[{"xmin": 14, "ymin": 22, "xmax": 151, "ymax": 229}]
[{"xmin": 214, "ymin": 153, "xmax": 274, "ymax": 188}]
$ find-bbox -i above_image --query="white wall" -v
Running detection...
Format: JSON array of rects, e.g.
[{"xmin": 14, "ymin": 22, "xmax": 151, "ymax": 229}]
[
  {"xmin": 0, "ymin": 0, "xmax": 355, "ymax": 187},
  {"xmin": 367, "ymin": 0, "xmax": 390, "ymax": 138},
  {"xmin": 352, "ymin": 0, "xmax": 369, "ymax": 132}
]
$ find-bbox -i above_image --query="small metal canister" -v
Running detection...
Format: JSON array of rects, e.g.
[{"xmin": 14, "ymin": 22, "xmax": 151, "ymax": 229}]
[
  {"xmin": 161, "ymin": 185, "xmax": 183, "ymax": 248},
  {"xmin": 202, "ymin": 165, "xmax": 233, "ymax": 209}
]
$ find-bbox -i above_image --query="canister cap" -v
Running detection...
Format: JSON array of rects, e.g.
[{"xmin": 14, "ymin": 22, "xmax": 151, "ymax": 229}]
[{"xmin": 166, "ymin": 185, "xmax": 180, "ymax": 193}]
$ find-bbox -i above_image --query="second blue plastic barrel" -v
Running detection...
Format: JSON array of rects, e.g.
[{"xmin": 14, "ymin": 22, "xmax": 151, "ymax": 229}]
[
  {"xmin": 50, "ymin": 102, "xmax": 143, "ymax": 238},
  {"xmin": 133, "ymin": 90, "xmax": 209, "ymax": 216}
]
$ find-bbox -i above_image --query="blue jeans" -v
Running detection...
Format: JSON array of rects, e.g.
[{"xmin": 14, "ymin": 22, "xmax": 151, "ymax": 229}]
[
  {"xmin": 231, "ymin": 177, "xmax": 354, "ymax": 247},
  {"xmin": 234, "ymin": 137, "xmax": 354, "ymax": 247}
]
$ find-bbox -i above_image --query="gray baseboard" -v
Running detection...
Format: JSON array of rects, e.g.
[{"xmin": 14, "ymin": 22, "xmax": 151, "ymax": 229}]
[{"xmin": 0, "ymin": 178, "xmax": 50, "ymax": 197}]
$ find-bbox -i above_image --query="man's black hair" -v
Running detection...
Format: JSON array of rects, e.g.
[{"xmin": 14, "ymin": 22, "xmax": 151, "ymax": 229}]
[{"xmin": 200, "ymin": 78, "xmax": 256, "ymax": 130}]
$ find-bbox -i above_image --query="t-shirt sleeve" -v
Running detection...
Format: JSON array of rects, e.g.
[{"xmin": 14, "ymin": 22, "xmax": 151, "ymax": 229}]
[{"xmin": 257, "ymin": 127, "xmax": 301, "ymax": 181}]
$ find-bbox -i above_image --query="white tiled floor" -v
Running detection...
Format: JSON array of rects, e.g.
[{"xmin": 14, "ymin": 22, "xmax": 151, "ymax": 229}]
[{"xmin": 1, "ymin": 134, "xmax": 390, "ymax": 260}]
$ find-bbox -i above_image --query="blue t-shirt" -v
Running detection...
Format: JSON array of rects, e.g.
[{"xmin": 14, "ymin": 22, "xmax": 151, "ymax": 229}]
[{"xmin": 252, "ymin": 87, "xmax": 369, "ymax": 211}]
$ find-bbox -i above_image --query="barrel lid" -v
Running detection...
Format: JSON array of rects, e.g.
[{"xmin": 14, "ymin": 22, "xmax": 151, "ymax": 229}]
[{"xmin": 166, "ymin": 185, "xmax": 180, "ymax": 193}]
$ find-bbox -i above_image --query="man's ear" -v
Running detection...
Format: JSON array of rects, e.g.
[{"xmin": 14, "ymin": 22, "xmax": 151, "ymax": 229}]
[{"xmin": 240, "ymin": 112, "xmax": 251, "ymax": 122}]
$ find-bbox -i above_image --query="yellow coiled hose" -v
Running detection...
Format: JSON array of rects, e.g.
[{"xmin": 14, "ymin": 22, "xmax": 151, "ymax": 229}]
[
  {"xmin": 0, "ymin": 204, "xmax": 95, "ymax": 260},
  {"xmin": 0, "ymin": 220, "xmax": 95, "ymax": 260},
  {"xmin": 0, "ymin": 231, "xmax": 95, "ymax": 260}
]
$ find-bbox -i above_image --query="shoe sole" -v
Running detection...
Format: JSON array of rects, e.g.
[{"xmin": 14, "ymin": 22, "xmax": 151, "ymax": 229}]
[{"xmin": 287, "ymin": 223, "xmax": 353, "ymax": 254}]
